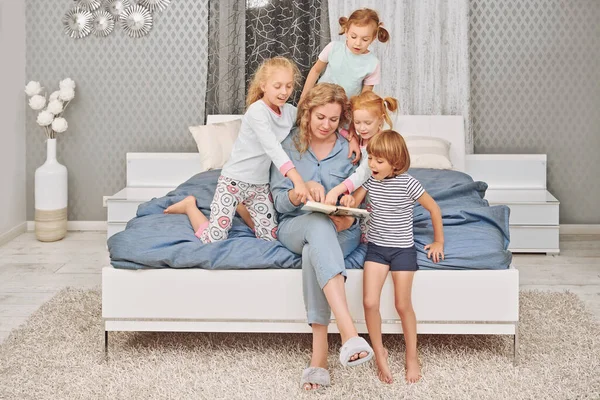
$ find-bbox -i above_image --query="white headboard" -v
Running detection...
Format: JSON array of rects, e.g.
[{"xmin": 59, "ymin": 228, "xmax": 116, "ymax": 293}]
[
  {"xmin": 206, "ymin": 114, "xmax": 466, "ymax": 172},
  {"xmin": 207, "ymin": 115, "xmax": 242, "ymax": 124},
  {"xmin": 393, "ymin": 115, "xmax": 466, "ymax": 172}
]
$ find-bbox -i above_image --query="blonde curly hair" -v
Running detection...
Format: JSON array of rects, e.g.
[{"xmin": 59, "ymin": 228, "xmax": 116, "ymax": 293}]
[
  {"xmin": 246, "ymin": 57, "xmax": 301, "ymax": 109},
  {"xmin": 293, "ymin": 83, "xmax": 351, "ymax": 154}
]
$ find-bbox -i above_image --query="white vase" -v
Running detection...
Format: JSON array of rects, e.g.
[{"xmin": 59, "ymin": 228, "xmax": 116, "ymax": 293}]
[{"xmin": 34, "ymin": 138, "xmax": 68, "ymax": 242}]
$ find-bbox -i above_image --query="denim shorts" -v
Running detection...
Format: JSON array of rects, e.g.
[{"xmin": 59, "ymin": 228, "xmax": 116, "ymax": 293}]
[{"xmin": 365, "ymin": 243, "xmax": 418, "ymax": 271}]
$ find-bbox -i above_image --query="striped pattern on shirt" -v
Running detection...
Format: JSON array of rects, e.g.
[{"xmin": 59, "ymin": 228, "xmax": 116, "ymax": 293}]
[{"xmin": 362, "ymin": 173, "xmax": 425, "ymax": 248}]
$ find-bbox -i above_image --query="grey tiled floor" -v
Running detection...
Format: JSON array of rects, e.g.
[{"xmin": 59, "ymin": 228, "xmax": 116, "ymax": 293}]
[{"xmin": 1, "ymin": 232, "xmax": 599, "ymax": 344}]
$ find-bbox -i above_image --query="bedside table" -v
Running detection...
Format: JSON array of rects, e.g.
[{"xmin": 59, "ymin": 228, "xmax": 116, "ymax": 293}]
[
  {"xmin": 485, "ymin": 189, "xmax": 559, "ymax": 254},
  {"xmin": 466, "ymin": 154, "xmax": 560, "ymax": 255},
  {"xmin": 105, "ymin": 187, "xmax": 173, "ymax": 240},
  {"xmin": 103, "ymin": 152, "xmax": 205, "ymax": 241}
]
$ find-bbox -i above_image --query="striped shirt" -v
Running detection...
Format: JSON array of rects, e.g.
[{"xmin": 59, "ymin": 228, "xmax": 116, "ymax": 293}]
[{"xmin": 362, "ymin": 174, "xmax": 425, "ymax": 248}]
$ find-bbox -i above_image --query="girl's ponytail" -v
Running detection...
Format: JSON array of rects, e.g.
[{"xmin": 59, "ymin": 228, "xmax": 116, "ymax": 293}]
[
  {"xmin": 382, "ymin": 97, "xmax": 398, "ymax": 128},
  {"xmin": 377, "ymin": 23, "xmax": 390, "ymax": 43},
  {"xmin": 338, "ymin": 16, "xmax": 348, "ymax": 34}
]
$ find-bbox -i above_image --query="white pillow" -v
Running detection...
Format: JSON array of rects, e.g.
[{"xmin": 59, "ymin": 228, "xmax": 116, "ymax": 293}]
[
  {"xmin": 189, "ymin": 119, "xmax": 242, "ymax": 171},
  {"xmin": 404, "ymin": 135, "xmax": 453, "ymax": 169}
]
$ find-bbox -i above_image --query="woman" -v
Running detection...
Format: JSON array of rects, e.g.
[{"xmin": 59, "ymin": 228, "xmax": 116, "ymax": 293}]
[{"xmin": 270, "ymin": 83, "xmax": 374, "ymax": 390}]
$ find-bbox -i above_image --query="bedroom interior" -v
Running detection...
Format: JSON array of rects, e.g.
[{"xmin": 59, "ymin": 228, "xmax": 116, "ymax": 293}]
[{"xmin": 1, "ymin": 0, "xmax": 598, "ymax": 398}]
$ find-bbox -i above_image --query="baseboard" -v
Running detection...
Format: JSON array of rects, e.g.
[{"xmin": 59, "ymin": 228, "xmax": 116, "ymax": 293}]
[
  {"xmin": 27, "ymin": 221, "xmax": 107, "ymax": 232},
  {"xmin": 0, "ymin": 222, "xmax": 27, "ymax": 246},
  {"xmin": 560, "ymin": 224, "xmax": 600, "ymax": 235}
]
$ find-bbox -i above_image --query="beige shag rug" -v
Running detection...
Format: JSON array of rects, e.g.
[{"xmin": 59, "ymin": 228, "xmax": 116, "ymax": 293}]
[{"xmin": 0, "ymin": 289, "xmax": 598, "ymax": 400}]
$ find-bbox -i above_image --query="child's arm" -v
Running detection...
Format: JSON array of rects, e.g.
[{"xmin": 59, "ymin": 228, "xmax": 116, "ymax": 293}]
[
  {"xmin": 417, "ymin": 192, "xmax": 445, "ymax": 263},
  {"xmin": 360, "ymin": 62, "xmax": 380, "ymax": 94},
  {"xmin": 340, "ymin": 187, "xmax": 368, "ymax": 208},
  {"xmin": 324, "ymin": 154, "xmax": 370, "ymax": 205},
  {"xmin": 286, "ymin": 168, "xmax": 311, "ymax": 204},
  {"xmin": 248, "ymin": 110, "xmax": 311, "ymax": 203},
  {"xmin": 300, "ymin": 60, "xmax": 327, "ymax": 103},
  {"xmin": 337, "ymin": 128, "xmax": 361, "ymax": 165}
]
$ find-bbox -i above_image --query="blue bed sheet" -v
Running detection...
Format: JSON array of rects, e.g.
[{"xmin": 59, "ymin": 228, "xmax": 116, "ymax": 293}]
[{"xmin": 108, "ymin": 168, "xmax": 511, "ymax": 270}]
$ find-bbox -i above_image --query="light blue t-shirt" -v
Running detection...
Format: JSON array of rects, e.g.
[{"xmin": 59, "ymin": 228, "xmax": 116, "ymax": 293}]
[{"xmin": 317, "ymin": 41, "xmax": 380, "ymax": 98}]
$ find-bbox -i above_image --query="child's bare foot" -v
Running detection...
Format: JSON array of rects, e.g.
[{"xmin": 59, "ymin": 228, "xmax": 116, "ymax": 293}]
[
  {"xmin": 164, "ymin": 195, "xmax": 197, "ymax": 214},
  {"xmin": 405, "ymin": 355, "xmax": 421, "ymax": 383},
  {"xmin": 375, "ymin": 348, "xmax": 393, "ymax": 384}
]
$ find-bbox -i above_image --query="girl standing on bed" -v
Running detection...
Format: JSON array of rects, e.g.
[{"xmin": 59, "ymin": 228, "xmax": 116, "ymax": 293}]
[
  {"xmin": 165, "ymin": 57, "xmax": 310, "ymax": 242},
  {"xmin": 323, "ymin": 91, "xmax": 398, "ymax": 243},
  {"xmin": 300, "ymin": 8, "xmax": 389, "ymax": 103},
  {"xmin": 340, "ymin": 130, "xmax": 445, "ymax": 384}
]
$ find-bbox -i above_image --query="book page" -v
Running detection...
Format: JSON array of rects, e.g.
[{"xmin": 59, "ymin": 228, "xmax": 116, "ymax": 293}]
[
  {"xmin": 301, "ymin": 201, "xmax": 370, "ymax": 218},
  {"xmin": 301, "ymin": 201, "xmax": 336, "ymax": 215}
]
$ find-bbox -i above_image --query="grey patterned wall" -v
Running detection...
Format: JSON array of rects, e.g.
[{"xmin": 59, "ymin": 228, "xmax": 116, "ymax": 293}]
[
  {"xmin": 470, "ymin": 0, "xmax": 600, "ymax": 224},
  {"xmin": 26, "ymin": 0, "xmax": 208, "ymax": 221}
]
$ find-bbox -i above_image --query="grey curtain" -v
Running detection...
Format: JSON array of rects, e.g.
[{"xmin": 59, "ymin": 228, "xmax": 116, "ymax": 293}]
[
  {"xmin": 245, "ymin": 0, "xmax": 330, "ymax": 106},
  {"xmin": 206, "ymin": 0, "xmax": 246, "ymax": 116},
  {"xmin": 206, "ymin": 0, "xmax": 330, "ymax": 113}
]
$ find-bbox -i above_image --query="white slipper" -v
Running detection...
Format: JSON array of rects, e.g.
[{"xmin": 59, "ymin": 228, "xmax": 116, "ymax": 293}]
[
  {"xmin": 339, "ymin": 336, "xmax": 374, "ymax": 367},
  {"xmin": 300, "ymin": 366, "xmax": 330, "ymax": 389}
]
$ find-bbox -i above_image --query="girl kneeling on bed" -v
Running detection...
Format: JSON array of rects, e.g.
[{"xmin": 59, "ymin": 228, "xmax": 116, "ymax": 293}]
[
  {"xmin": 340, "ymin": 130, "xmax": 445, "ymax": 384},
  {"xmin": 165, "ymin": 57, "xmax": 311, "ymax": 242}
]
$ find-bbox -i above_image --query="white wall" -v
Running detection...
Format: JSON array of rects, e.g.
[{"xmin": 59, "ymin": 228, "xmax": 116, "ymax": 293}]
[{"xmin": 0, "ymin": 0, "xmax": 26, "ymax": 243}]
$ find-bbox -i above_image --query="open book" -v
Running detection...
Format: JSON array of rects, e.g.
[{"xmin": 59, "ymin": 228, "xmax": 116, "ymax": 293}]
[{"xmin": 301, "ymin": 201, "xmax": 370, "ymax": 218}]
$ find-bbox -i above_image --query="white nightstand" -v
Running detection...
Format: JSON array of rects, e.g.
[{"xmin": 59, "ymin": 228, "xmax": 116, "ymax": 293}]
[
  {"xmin": 104, "ymin": 152, "xmax": 205, "ymax": 240},
  {"xmin": 105, "ymin": 187, "xmax": 173, "ymax": 239},
  {"xmin": 466, "ymin": 154, "xmax": 560, "ymax": 255}
]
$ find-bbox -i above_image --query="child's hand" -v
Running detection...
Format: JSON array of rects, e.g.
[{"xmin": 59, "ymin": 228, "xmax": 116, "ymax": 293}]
[
  {"xmin": 304, "ymin": 181, "xmax": 324, "ymax": 203},
  {"xmin": 324, "ymin": 187, "xmax": 344, "ymax": 205},
  {"xmin": 293, "ymin": 182, "xmax": 312, "ymax": 204},
  {"xmin": 424, "ymin": 242, "xmax": 445, "ymax": 263},
  {"xmin": 340, "ymin": 194, "xmax": 356, "ymax": 208}
]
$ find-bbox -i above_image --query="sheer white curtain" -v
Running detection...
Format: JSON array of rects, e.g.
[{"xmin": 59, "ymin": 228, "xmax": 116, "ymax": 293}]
[{"xmin": 327, "ymin": 0, "xmax": 472, "ymax": 152}]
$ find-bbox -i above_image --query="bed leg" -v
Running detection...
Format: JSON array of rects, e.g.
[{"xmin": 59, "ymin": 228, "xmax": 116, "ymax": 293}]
[
  {"xmin": 104, "ymin": 331, "xmax": 108, "ymax": 356},
  {"xmin": 513, "ymin": 323, "xmax": 519, "ymax": 366}
]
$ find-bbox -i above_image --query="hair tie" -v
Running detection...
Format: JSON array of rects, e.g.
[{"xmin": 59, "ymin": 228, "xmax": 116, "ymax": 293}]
[{"xmin": 378, "ymin": 22, "xmax": 384, "ymax": 27}]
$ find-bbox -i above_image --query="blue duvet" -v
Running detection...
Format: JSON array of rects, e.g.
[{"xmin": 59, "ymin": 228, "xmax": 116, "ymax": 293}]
[{"xmin": 108, "ymin": 168, "xmax": 511, "ymax": 270}]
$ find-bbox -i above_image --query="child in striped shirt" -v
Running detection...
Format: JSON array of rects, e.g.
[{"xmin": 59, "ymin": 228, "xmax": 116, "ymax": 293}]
[{"xmin": 340, "ymin": 130, "xmax": 445, "ymax": 384}]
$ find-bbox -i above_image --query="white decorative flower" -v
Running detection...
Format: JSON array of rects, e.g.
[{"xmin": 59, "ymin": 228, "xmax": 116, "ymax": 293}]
[
  {"xmin": 47, "ymin": 99, "xmax": 64, "ymax": 115},
  {"xmin": 49, "ymin": 91, "xmax": 61, "ymax": 102},
  {"xmin": 25, "ymin": 81, "xmax": 43, "ymax": 96},
  {"xmin": 28, "ymin": 95, "xmax": 47, "ymax": 110},
  {"xmin": 59, "ymin": 87, "xmax": 75, "ymax": 101},
  {"xmin": 37, "ymin": 110, "xmax": 54, "ymax": 126},
  {"xmin": 52, "ymin": 117, "xmax": 68, "ymax": 133},
  {"xmin": 59, "ymin": 78, "xmax": 76, "ymax": 90}
]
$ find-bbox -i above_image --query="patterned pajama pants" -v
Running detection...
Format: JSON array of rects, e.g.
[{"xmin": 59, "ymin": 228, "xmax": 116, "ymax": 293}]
[{"xmin": 198, "ymin": 175, "xmax": 278, "ymax": 243}]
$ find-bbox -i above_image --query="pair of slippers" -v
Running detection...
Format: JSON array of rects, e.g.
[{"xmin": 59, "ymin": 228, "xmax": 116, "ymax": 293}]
[{"xmin": 300, "ymin": 336, "xmax": 373, "ymax": 389}]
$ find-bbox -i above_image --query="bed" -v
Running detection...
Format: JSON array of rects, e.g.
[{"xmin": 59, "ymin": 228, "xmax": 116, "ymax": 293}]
[{"xmin": 102, "ymin": 115, "xmax": 520, "ymax": 363}]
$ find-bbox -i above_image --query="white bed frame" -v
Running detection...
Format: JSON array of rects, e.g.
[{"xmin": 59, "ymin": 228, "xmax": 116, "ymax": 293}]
[{"xmin": 102, "ymin": 115, "xmax": 520, "ymax": 363}]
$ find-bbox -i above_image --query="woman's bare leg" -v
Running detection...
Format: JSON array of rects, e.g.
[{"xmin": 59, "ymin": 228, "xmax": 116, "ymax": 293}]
[
  {"xmin": 322, "ymin": 274, "xmax": 368, "ymax": 361},
  {"xmin": 163, "ymin": 195, "xmax": 207, "ymax": 233},
  {"xmin": 363, "ymin": 261, "xmax": 393, "ymax": 383},
  {"xmin": 391, "ymin": 271, "xmax": 421, "ymax": 383},
  {"xmin": 303, "ymin": 324, "xmax": 329, "ymax": 391}
]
